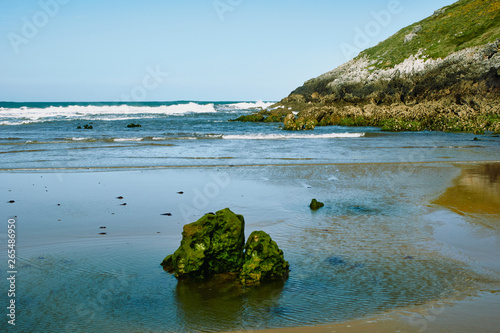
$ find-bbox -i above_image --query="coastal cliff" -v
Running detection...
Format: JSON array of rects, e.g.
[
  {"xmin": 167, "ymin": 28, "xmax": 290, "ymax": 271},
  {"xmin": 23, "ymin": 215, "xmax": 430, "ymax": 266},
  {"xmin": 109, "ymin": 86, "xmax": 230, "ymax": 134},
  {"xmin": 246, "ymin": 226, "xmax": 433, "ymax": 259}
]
[{"xmin": 239, "ymin": 0, "xmax": 500, "ymax": 133}]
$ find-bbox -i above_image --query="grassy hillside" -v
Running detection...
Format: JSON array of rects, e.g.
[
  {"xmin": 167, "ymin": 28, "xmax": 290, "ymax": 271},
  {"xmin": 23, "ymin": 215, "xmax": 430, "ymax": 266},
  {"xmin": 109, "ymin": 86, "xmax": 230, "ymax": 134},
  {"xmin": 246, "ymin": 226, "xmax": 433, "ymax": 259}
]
[{"xmin": 361, "ymin": 0, "xmax": 500, "ymax": 68}]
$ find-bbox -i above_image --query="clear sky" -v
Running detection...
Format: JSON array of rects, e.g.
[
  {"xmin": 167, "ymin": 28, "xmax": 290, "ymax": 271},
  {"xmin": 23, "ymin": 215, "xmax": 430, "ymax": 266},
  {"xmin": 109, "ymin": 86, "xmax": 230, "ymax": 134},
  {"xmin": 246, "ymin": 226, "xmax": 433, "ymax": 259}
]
[{"xmin": 0, "ymin": 0, "xmax": 456, "ymax": 102}]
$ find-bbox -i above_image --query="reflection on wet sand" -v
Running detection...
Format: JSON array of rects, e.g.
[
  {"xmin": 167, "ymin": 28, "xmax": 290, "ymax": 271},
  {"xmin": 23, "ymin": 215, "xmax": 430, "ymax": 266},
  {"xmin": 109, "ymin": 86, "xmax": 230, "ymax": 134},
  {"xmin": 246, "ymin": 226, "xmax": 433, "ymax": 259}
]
[
  {"xmin": 433, "ymin": 163, "xmax": 500, "ymax": 217},
  {"xmin": 175, "ymin": 275, "xmax": 285, "ymax": 331}
]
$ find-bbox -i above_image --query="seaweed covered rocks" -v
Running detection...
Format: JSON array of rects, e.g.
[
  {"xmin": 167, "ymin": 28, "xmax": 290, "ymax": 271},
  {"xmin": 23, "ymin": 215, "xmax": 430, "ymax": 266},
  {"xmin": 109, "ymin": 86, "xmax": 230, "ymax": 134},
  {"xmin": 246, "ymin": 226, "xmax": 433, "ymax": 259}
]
[
  {"xmin": 230, "ymin": 108, "xmax": 292, "ymax": 123},
  {"xmin": 310, "ymin": 199, "xmax": 325, "ymax": 210},
  {"xmin": 161, "ymin": 208, "xmax": 245, "ymax": 280},
  {"xmin": 162, "ymin": 208, "xmax": 289, "ymax": 285},
  {"xmin": 240, "ymin": 231, "xmax": 289, "ymax": 285}
]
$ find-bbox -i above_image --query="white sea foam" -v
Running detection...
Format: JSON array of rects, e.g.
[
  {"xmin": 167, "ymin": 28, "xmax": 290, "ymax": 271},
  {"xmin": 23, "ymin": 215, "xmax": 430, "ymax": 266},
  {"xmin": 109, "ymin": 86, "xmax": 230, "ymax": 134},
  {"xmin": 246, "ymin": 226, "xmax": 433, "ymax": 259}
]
[
  {"xmin": 113, "ymin": 138, "xmax": 143, "ymax": 142},
  {"xmin": 223, "ymin": 133, "xmax": 364, "ymax": 140},
  {"xmin": 69, "ymin": 137, "xmax": 93, "ymax": 141},
  {"xmin": 0, "ymin": 102, "xmax": 217, "ymax": 124},
  {"xmin": 227, "ymin": 101, "xmax": 274, "ymax": 109}
]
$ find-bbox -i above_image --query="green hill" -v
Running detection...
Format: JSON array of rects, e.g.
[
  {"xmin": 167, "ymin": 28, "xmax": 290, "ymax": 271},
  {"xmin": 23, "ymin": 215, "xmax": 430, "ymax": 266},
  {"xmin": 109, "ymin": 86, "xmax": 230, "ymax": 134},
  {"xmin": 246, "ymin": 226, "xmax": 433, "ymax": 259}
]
[
  {"xmin": 276, "ymin": 0, "xmax": 500, "ymax": 133},
  {"xmin": 363, "ymin": 0, "xmax": 500, "ymax": 69}
]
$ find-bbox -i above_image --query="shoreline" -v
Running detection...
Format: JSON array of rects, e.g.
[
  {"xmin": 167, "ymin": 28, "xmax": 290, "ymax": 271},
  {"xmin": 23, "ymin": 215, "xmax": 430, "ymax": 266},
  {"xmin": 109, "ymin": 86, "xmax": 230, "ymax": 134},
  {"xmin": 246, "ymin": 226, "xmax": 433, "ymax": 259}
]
[
  {"xmin": 2, "ymin": 158, "xmax": 500, "ymax": 172},
  {"xmin": 228, "ymin": 289, "xmax": 500, "ymax": 333}
]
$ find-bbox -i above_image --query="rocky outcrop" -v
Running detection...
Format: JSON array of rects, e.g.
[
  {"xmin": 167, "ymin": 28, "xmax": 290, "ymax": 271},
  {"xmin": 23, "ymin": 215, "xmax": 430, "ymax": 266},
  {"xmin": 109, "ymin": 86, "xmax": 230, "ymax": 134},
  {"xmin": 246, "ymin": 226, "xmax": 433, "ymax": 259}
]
[
  {"xmin": 240, "ymin": 231, "xmax": 289, "ymax": 285},
  {"xmin": 404, "ymin": 25, "xmax": 422, "ymax": 43},
  {"xmin": 283, "ymin": 113, "xmax": 317, "ymax": 130},
  {"xmin": 290, "ymin": 39, "xmax": 500, "ymax": 105},
  {"xmin": 161, "ymin": 208, "xmax": 246, "ymax": 280},
  {"xmin": 162, "ymin": 208, "xmax": 289, "ymax": 285},
  {"xmin": 233, "ymin": 0, "xmax": 500, "ymax": 134},
  {"xmin": 230, "ymin": 108, "xmax": 292, "ymax": 123},
  {"xmin": 265, "ymin": 38, "xmax": 500, "ymax": 134}
]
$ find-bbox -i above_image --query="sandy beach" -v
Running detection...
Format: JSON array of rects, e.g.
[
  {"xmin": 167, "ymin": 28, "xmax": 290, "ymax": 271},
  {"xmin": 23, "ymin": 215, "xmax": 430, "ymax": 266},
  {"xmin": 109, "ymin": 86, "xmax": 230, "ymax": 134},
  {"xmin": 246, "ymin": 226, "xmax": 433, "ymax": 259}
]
[
  {"xmin": 2, "ymin": 1, "xmax": 499, "ymax": 332},
  {"xmin": 2, "ymin": 161, "xmax": 499, "ymax": 332}
]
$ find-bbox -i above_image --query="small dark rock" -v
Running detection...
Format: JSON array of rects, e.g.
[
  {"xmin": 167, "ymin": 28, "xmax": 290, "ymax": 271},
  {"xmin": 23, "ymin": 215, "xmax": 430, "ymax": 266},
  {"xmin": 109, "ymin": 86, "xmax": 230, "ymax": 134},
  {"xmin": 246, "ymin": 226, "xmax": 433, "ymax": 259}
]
[
  {"xmin": 326, "ymin": 256, "xmax": 347, "ymax": 266},
  {"xmin": 161, "ymin": 213, "xmax": 172, "ymax": 216},
  {"xmin": 77, "ymin": 126, "xmax": 82, "ymax": 129},
  {"xmin": 120, "ymin": 203, "xmax": 127, "ymax": 206},
  {"xmin": 116, "ymin": 196, "xmax": 124, "ymax": 199},
  {"xmin": 127, "ymin": 123, "xmax": 142, "ymax": 128},
  {"xmin": 177, "ymin": 191, "xmax": 184, "ymax": 194},
  {"xmin": 8, "ymin": 200, "xmax": 15, "ymax": 203},
  {"xmin": 99, "ymin": 232, "xmax": 107, "ymax": 235},
  {"xmin": 310, "ymin": 199, "xmax": 325, "ymax": 210},
  {"xmin": 100, "ymin": 226, "xmax": 106, "ymax": 229},
  {"xmin": 473, "ymin": 137, "xmax": 480, "ymax": 141}
]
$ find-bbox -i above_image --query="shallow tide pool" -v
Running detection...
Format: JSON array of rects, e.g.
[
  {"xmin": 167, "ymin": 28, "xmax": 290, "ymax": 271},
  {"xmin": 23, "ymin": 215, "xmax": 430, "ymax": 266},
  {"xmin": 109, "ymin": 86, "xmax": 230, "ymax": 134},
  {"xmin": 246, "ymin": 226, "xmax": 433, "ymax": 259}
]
[{"xmin": 2, "ymin": 163, "xmax": 499, "ymax": 332}]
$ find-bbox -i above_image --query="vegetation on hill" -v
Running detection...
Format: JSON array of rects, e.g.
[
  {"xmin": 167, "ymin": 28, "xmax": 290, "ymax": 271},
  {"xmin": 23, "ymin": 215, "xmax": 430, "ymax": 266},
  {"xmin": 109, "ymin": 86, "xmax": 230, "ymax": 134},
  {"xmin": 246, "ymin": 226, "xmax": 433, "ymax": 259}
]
[{"xmin": 362, "ymin": 0, "xmax": 500, "ymax": 68}]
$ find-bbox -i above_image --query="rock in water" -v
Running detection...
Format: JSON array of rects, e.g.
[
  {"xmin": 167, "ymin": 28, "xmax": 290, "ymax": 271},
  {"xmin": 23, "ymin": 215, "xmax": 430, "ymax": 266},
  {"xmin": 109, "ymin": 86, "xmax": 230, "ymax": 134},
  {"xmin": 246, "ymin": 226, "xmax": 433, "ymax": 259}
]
[
  {"xmin": 240, "ymin": 231, "xmax": 289, "ymax": 285},
  {"xmin": 310, "ymin": 199, "xmax": 325, "ymax": 210},
  {"xmin": 162, "ymin": 208, "xmax": 290, "ymax": 285},
  {"xmin": 161, "ymin": 208, "xmax": 245, "ymax": 280}
]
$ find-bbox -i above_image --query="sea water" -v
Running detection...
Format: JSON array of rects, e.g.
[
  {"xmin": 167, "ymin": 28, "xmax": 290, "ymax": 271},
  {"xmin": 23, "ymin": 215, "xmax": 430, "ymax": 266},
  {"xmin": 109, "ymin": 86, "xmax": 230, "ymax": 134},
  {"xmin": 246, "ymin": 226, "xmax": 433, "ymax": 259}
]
[
  {"xmin": 1, "ymin": 101, "xmax": 499, "ymax": 170},
  {"xmin": 1, "ymin": 101, "xmax": 499, "ymax": 332}
]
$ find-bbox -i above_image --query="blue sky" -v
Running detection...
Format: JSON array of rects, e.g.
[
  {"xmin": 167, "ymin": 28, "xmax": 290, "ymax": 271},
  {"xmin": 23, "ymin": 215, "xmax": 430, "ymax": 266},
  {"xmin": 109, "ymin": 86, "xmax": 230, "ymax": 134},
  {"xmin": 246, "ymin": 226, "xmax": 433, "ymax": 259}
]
[{"xmin": 0, "ymin": 0, "xmax": 455, "ymax": 102}]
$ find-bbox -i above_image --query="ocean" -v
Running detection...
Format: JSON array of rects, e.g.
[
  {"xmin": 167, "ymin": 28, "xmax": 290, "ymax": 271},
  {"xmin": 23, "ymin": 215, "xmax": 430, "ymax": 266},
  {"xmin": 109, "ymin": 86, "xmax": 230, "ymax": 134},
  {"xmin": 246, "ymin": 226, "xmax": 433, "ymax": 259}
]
[
  {"xmin": 1, "ymin": 101, "xmax": 500, "ymax": 332},
  {"xmin": 1, "ymin": 101, "xmax": 499, "ymax": 170}
]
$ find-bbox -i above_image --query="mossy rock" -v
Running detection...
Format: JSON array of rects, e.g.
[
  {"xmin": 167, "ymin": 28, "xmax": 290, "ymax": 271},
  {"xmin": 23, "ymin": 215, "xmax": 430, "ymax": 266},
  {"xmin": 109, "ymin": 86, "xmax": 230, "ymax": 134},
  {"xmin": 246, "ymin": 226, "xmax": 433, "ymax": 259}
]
[
  {"xmin": 283, "ymin": 114, "xmax": 317, "ymax": 130},
  {"xmin": 230, "ymin": 113, "xmax": 265, "ymax": 122},
  {"xmin": 263, "ymin": 113, "xmax": 283, "ymax": 123},
  {"xmin": 127, "ymin": 123, "xmax": 142, "ymax": 128},
  {"xmin": 310, "ymin": 199, "xmax": 325, "ymax": 211},
  {"xmin": 240, "ymin": 231, "xmax": 289, "ymax": 285},
  {"xmin": 162, "ymin": 208, "xmax": 245, "ymax": 280}
]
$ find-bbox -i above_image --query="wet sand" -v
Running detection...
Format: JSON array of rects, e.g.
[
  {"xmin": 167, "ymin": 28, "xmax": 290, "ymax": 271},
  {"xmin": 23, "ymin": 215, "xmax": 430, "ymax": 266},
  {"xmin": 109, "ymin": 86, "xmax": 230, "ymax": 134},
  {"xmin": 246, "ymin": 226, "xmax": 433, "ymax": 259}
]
[
  {"xmin": 1, "ymin": 162, "xmax": 499, "ymax": 332},
  {"xmin": 241, "ymin": 162, "xmax": 500, "ymax": 333},
  {"xmin": 232, "ymin": 291, "xmax": 500, "ymax": 333}
]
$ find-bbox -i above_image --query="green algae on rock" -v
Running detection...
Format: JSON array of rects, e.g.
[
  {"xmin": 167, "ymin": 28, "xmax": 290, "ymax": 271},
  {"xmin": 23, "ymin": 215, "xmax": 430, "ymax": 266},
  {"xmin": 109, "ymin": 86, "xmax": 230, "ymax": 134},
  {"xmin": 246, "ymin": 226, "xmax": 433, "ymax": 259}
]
[
  {"xmin": 240, "ymin": 231, "xmax": 290, "ymax": 285},
  {"xmin": 162, "ymin": 208, "xmax": 290, "ymax": 285},
  {"xmin": 310, "ymin": 199, "xmax": 325, "ymax": 211},
  {"xmin": 283, "ymin": 114, "xmax": 317, "ymax": 131},
  {"xmin": 161, "ymin": 208, "xmax": 245, "ymax": 280},
  {"xmin": 230, "ymin": 109, "xmax": 292, "ymax": 123}
]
